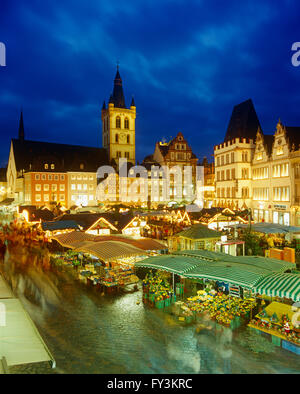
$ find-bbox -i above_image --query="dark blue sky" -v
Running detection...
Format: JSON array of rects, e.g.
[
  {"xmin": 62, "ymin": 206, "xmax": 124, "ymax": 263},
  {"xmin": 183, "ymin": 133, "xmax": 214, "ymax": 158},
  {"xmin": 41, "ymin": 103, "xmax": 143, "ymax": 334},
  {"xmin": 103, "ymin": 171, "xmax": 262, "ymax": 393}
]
[{"xmin": 0, "ymin": 0, "xmax": 300, "ymax": 167}]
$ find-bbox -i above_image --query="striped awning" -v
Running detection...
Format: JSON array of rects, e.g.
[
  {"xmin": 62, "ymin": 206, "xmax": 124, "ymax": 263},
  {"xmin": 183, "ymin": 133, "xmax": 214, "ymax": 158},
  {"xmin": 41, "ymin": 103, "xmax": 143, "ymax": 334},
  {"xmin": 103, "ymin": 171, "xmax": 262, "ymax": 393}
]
[
  {"xmin": 254, "ymin": 273, "xmax": 300, "ymax": 301},
  {"xmin": 73, "ymin": 241, "xmax": 146, "ymax": 261},
  {"xmin": 135, "ymin": 255, "xmax": 205, "ymax": 275},
  {"xmin": 51, "ymin": 231, "xmax": 166, "ymax": 251}
]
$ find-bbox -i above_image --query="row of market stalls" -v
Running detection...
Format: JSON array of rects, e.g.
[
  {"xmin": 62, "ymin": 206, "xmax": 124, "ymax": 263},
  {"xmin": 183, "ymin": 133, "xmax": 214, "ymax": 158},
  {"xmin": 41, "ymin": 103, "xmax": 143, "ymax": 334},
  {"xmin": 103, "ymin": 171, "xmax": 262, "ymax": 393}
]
[
  {"xmin": 50, "ymin": 230, "xmax": 167, "ymax": 294},
  {"xmin": 135, "ymin": 250, "xmax": 300, "ymax": 354}
]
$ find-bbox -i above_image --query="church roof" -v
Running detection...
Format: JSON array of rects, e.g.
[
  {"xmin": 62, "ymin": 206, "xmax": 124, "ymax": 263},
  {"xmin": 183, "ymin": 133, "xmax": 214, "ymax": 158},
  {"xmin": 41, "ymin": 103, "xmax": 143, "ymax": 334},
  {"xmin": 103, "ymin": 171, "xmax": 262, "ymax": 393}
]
[
  {"xmin": 224, "ymin": 99, "xmax": 261, "ymax": 142},
  {"xmin": 11, "ymin": 139, "xmax": 109, "ymax": 173}
]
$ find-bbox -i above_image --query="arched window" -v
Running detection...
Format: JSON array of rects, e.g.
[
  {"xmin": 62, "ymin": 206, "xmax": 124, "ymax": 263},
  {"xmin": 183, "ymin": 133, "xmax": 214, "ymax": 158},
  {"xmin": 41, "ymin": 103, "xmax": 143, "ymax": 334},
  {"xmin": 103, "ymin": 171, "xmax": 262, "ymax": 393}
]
[
  {"xmin": 127, "ymin": 135, "xmax": 130, "ymax": 144},
  {"xmin": 80, "ymin": 163, "xmax": 84, "ymax": 170},
  {"xmin": 115, "ymin": 134, "xmax": 119, "ymax": 143},
  {"xmin": 116, "ymin": 116, "xmax": 121, "ymax": 128},
  {"xmin": 44, "ymin": 163, "xmax": 48, "ymax": 169},
  {"xmin": 124, "ymin": 118, "xmax": 129, "ymax": 129}
]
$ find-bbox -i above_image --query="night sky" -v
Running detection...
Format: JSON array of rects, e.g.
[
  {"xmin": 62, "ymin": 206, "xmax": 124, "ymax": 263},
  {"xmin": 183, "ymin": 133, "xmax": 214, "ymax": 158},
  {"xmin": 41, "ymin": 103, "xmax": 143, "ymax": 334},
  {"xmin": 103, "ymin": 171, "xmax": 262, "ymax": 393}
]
[{"xmin": 0, "ymin": 0, "xmax": 300, "ymax": 168}]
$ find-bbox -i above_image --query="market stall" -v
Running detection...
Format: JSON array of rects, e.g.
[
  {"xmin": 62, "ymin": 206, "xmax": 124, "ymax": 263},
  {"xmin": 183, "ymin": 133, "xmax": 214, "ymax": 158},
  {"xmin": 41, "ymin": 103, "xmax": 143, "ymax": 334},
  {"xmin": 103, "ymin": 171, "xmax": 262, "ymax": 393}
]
[
  {"xmin": 248, "ymin": 301, "xmax": 300, "ymax": 355},
  {"xmin": 142, "ymin": 270, "xmax": 175, "ymax": 309}
]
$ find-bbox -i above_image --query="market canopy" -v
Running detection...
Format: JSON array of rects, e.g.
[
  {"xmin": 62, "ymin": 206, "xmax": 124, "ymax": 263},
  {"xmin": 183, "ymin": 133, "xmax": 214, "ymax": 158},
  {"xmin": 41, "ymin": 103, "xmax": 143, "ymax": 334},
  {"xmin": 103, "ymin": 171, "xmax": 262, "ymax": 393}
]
[
  {"xmin": 174, "ymin": 250, "xmax": 295, "ymax": 273},
  {"xmin": 136, "ymin": 250, "xmax": 296, "ymax": 289},
  {"xmin": 51, "ymin": 231, "xmax": 167, "ymax": 251},
  {"xmin": 135, "ymin": 255, "xmax": 205, "ymax": 275},
  {"xmin": 73, "ymin": 240, "xmax": 147, "ymax": 261},
  {"xmin": 175, "ymin": 223, "xmax": 222, "ymax": 239},
  {"xmin": 254, "ymin": 273, "xmax": 300, "ymax": 301},
  {"xmin": 232, "ymin": 223, "xmax": 300, "ymax": 234}
]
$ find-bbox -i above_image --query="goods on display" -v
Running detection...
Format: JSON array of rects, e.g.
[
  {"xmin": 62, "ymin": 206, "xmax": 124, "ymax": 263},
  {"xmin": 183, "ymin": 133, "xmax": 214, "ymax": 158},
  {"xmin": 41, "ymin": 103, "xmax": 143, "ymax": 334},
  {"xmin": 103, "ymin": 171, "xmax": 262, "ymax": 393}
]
[
  {"xmin": 249, "ymin": 301, "xmax": 300, "ymax": 346},
  {"xmin": 185, "ymin": 290, "xmax": 257, "ymax": 328},
  {"xmin": 142, "ymin": 271, "xmax": 175, "ymax": 308}
]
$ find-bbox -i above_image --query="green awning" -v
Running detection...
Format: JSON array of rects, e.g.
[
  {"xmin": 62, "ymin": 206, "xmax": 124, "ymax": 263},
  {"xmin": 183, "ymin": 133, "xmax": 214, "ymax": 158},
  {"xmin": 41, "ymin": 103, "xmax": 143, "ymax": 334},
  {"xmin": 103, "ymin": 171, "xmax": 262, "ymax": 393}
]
[
  {"xmin": 254, "ymin": 273, "xmax": 300, "ymax": 301},
  {"xmin": 135, "ymin": 255, "xmax": 206, "ymax": 275}
]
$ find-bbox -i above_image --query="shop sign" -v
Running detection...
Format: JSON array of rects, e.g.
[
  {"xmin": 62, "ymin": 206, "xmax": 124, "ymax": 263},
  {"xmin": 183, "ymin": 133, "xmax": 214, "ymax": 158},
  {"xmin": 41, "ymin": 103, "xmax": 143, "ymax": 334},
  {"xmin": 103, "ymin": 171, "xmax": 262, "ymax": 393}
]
[{"xmin": 274, "ymin": 204, "xmax": 287, "ymax": 211}]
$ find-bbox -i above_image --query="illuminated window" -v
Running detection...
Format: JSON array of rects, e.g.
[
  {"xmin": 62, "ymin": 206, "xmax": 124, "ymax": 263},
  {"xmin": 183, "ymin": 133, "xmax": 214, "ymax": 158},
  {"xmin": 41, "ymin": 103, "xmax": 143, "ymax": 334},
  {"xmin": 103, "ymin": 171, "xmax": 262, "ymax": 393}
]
[
  {"xmin": 44, "ymin": 164, "xmax": 48, "ymax": 169},
  {"xmin": 276, "ymin": 147, "xmax": 283, "ymax": 155},
  {"xmin": 35, "ymin": 184, "xmax": 41, "ymax": 191},
  {"xmin": 71, "ymin": 184, "xmax": 76, "ymax": 190},
  {"xmin": 80, "ymin": 163, "xmax": 84, "ymax": 170},
  {"xmin": 77, "ymin": 184, "xmax": 82, "ymax": 190},
  {"xmin": 51, "ymin": 184, "xmax": 57, "ymax": 191},
  {"xmin": 51, "ymin": 164, "xmax": 55, "ymax": 169},
  {"xmin": 256, "ymin": 152, "xmax": 262, "ymax": 161},
  {"xmin": 44, "ymin": 194, "xmax": 49, "ymax": 202},
  {"xmin": 60, "ymin": 184, "xmax": 65, "ymax": 191},
  {"xmin": 116, "ymin": 117, "xmax": 121, "ymax": 128},
  {"xmin": 44, "ymin": 184, "xmax": 49, "ymax": 191},
  {"xmin": 35, "ymin": 194, "xmax": 41, "ymax": 202},
  {"xmin": 83, "ymin": 184, "xmax": 87, "ymax": 190},
  {"xmin": 59, "ymin": 194, "xmax": 65, "ymax": 201}
]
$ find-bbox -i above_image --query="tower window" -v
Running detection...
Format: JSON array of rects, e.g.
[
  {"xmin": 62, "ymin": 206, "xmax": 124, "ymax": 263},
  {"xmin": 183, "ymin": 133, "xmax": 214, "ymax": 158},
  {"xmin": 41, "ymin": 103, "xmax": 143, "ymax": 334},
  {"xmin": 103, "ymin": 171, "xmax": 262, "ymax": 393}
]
[
  {"xmin": 116, "ymin": 116, "xmax": 121, "ymax": 128},
  {"xmin": 115, "ymin": 134, "xmax": 119, "ymax": 143},
  {"xmin": 124, "ymin": 118, "xmax": 129, "ymax": 129}
]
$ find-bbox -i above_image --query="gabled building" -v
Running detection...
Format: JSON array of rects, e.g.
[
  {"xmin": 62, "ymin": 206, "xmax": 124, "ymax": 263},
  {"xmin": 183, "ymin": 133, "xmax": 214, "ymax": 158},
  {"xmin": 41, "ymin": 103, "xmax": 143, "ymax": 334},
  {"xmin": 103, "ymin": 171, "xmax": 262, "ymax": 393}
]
[
  {"xmin": 214, "ymin": 99, "xmax": 260, "ymax": 210},
  {"xmin": 7, "ymin": 111, "xmax": 108, "ymax": 208},
  {"xmin": 142, "ymin": 132, "xmax": 198, "ymax": 205}
]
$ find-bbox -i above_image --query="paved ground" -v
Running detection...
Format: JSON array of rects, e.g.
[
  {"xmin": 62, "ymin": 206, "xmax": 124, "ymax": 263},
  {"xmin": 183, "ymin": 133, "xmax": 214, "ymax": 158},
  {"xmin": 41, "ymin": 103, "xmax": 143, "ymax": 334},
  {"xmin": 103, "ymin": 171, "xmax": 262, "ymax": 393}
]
[{"xmin": 9, "ymin": 274, "xmax": 300, "ymax": 374}]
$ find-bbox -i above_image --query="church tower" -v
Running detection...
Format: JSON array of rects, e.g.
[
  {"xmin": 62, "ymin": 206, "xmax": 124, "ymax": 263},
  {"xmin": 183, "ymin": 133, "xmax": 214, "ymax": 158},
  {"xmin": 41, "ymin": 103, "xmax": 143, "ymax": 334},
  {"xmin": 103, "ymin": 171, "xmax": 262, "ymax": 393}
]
[{"xmin": 101, "ymin": 67, "xmax": 136, "ymax": 166}]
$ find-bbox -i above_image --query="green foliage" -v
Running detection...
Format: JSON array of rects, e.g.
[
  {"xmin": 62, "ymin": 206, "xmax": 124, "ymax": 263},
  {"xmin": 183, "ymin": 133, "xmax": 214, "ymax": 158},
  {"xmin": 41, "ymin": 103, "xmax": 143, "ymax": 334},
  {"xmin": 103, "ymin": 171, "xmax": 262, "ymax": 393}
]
[{"xmin": 240, "ymin": 230, "xmax": 264, "ymax": 256}]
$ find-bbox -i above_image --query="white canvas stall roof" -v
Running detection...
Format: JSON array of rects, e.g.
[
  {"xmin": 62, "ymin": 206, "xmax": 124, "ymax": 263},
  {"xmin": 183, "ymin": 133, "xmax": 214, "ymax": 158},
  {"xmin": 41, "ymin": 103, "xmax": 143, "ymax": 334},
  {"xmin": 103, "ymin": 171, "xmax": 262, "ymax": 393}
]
[
  {"xmin": 73, "ymin": 240, "xmax": 147, "ymax": 261},
  {"xmin": 0, "ymin": 275, "xmax": 55, "ymax": 369}
]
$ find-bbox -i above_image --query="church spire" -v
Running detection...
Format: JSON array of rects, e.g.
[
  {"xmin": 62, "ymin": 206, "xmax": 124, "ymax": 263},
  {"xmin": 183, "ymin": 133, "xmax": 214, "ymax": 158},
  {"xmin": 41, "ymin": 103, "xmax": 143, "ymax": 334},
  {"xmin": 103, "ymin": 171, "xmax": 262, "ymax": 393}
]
[
  {"xmin": 19, "ymin": 110, "xmax": 25, "ymax": 141},
  {"xmin": 111, "ymin": 65, "xmax": 126, "ymax": 108}
]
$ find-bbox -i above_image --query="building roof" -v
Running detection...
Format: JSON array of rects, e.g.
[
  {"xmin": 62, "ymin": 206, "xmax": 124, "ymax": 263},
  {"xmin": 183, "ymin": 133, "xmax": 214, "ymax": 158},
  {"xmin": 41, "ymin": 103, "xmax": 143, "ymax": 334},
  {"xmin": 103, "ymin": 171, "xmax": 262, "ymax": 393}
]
[
  {"xmin": 0, "ymin": 167, "xmax": 7, "ymax": 182},
  {"xmin": 11, "ymin": 138, "xmax": 108, "ymax": 172},
  {"xmin": 42, "ymin": 220, "xmax": 80, "ymax": 232},
  {"xmin": 262, "ymin": 134, "xmax": 275, "ymax": 156},
  {"xmin": 55, "ymin": 212, "xmax": 136, "ymax": 232},
  {"xmin": 285, "ymin": 126, "xmax": 300, "ymax": 150},
  {"xmin": 224, "ymin": 99, "xmax": 261, "ymax": 142},
  {"xmin": 175, "ymin": 223, "xmax": 222, "ymax": 239}
]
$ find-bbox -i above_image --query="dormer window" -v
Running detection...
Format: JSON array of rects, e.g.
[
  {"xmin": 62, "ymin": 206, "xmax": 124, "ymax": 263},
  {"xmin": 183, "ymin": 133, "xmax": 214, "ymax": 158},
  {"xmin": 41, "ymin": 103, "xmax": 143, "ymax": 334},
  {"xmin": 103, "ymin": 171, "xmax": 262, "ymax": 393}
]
[
  {"xmin": 44, "ymin": 164, "xmax": 48, "ymax": 169},
  {"xmin": 80, "ymin": 163, "xmax": 84, "ymax": 170},
  {"xmin": 51, "ymin": 163, "xmax": 55, "ymax": 169}
]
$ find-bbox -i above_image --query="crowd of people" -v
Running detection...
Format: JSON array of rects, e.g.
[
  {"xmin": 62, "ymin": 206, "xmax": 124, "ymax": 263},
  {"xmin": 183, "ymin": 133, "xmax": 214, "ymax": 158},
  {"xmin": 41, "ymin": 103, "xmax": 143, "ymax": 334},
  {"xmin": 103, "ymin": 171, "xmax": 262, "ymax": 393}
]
[{"xmin": 0, "ymin": 219, "xmax": 51, "ymax": 274}]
